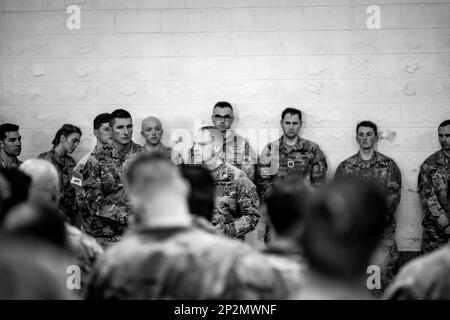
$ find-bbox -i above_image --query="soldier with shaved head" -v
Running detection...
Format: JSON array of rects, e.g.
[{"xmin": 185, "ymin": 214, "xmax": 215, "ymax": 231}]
[{"xmin": 141, "ymin": 116, "xmax": 174, "ymax": 161}]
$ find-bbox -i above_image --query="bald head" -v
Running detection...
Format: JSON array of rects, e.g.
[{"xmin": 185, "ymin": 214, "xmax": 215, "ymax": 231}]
[
  {"xmin": 141, "ymin": 116, "xmax": 163, "ymax": 146},
  {"xmin": 19, "ymin": 159, "xmax": 60, "ymax": 207}
]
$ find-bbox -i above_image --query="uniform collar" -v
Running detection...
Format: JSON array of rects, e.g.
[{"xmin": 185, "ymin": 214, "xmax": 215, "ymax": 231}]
[
  {"xmin": 279, "ymin": 136, "xmax": 304, "ymax": 152},
  {"xmin": 0, "ymin": 152, "xmax": 21, "ymax": 169},
  {"xmin": 356, "ymin": 150, "xmax": 380, "ymax": 165},
  {"xmin": 104, "ymin": 141, "xmax": 141, "ymax": 160},
  {"xmin": 437, "ymin": 149, "xmax": 450, "ymax": 166}
]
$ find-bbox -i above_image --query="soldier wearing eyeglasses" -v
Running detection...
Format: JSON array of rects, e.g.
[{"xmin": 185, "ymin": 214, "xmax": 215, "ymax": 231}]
[{"xmin": 211, "ymin": 101, "xmax": 257, "ymax": 182}]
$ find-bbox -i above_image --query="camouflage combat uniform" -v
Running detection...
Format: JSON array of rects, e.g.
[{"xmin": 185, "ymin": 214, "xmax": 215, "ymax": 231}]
[
  {"xmin": 144, "ymin": 143, "xmax": 176, "ymax": 162},
  {"xmin": 222, "ymin": 130, "xmax": 257, "ymax": 181},
  {"xmin": 38, "ymin": 149, "xmax": 80, "ymax": 226},
  {"xmin": 71, "ymin": 146, "xmax": 101, "ymax": 233},
  {"xmin": 0, "ymin": 156, "xmax": 22, "ymax": 169},
  {"xmin": 384, "ymin": 243, "xmax": 450, "ymax": 300},
  {"xmin": 256, "ymin": 136, "xmax": 328, "ymax": 201},
  {"xmin": 418, "ymin": 150, "xmax": 450, "ymax": 254},
  {"xmin": 210, "ymin": 163, "xmax": 260, "ymax": 240},
  {"xmin": 335, "ymin": 151, "xmax": 402, "ymax": 292},
  {"xmin": 65, "ymin": 223, "xmax": 103, "ymax": 297},
  {"xmin": 263, "ymin": 242, "xmax": 306, "ymax": 299},
  {"xmin": 85, "ymin": 225, "xmax": 286, "ymax": 300},
  {"xmin": 83, "ymin": 142, "xmax": 143, "ymax": 248}
]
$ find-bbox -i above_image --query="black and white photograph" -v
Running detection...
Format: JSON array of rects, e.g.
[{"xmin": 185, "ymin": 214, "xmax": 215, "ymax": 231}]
[{"xmin": 0, "ymin": 0, "xmax": 450, "ymax": 307}]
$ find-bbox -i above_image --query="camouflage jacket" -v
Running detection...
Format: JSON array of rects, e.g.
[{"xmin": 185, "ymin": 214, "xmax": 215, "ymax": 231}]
[
  {"xmin": 0, "ymin": 156, "xmax": 22, "ymax": 169},
  {"xmin": 418, "ymin": 150, "xmax": 450, "ymax": 233},
  {"xmin": 292, "ymin": 267, "xmax": 373, "ymax": 300},
  {"xmin": 85, "ymin": 225, "xmax": 286, "ymax": 300},
  {"xmin": 222, "ymin": 130, "xmax": 257, "ymax": 181},
  {"xmin": 256, "ymin": 136, "xmax": 328, "ymax": 200},
  {"xmin": 83, "ymin": 142, "xmax": 143, "ymax": 240},
  {"xmin": 38, "ymin": 149, "xmax": 79, "ymax": 226},
  {"xmin": 335, "ymin": 151, "xmax": 402, "ymax": 225},
  {"xmin": 144, "ymin": 143, "xmax": 175, "ymax": 161},
  {"xmin": 263, "ymin": 241, "xmax": 306, "ymax": 299},
  {"xmin": 211, "ymin": 163, "xmax": 260, "ymax": 240},
  {"xmin": 72, "ymin": 147, "xmax": 101, "ymax": 230},
  {"xmin": 384, "ymin": 244, "xmax": 450, "ymax": 300},
  {"xmin": 65, "ymin": 223, "xmax": 103, "ymax": 296}
]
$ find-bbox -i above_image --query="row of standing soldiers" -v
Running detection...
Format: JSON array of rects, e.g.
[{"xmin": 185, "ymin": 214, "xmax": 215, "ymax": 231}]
[{"xmin": 0, "ymin": 103, "xmax": 449, "ymax": 292}]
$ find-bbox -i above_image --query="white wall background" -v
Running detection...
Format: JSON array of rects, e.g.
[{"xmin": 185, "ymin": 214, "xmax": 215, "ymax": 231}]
[{"xmin": 2, "ymin": 0, "xmax": 450, "ymax": 250}]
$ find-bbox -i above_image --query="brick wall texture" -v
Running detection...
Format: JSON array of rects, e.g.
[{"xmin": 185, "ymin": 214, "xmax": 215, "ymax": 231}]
[{"xmin": 2, "ymin": 0, "xmax": 450, "ymax": 250}]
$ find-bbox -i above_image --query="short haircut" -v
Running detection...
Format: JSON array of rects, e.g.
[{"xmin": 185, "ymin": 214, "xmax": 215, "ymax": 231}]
[
  {"xmin": 52, "ymin": 124, "xmax": 82, "ymax": 147},
  {"xmin": 93, "ymin": 113, "xmax": 111, "ymax": 131},
  {"xmin": 439, "ymin": 120, "xmax": 450, "ymax": 129},
  {"xmin": 125, "ymin": 153, "xmax": 176, "ymax": 189},
  {"xmin": 3, "ymin": 203, "xmax": 68, "ymax": 250},
  {"xmin": 0, "ymin": 168, "xmax": 31, "ymax": 225},
  {"xmin": 356, "ymin": 120, "xmax": 378, "ymax": 136},
  {"xmin": 110, "ymin": 109, "xmax": 132, "ymax": 127},
  {"xmin": 213, "ymin": 101, "xmax": 233, "ymax": 112},
  {"xmin": 301, "ymin": 176, "xmax": 386, "ymax": 279},
  {"xmin": 281, "ymin": 108, "xmax": 302, "ymax": 122},
  {"xmin": 199, "ymin": 126, "xmax": 224, "ymax": 145},
  {"xmin": 180, "ymin": 165, "xmax": 215, "ymax": 221},
  {"xmin": 0, "ymin": 123, "xmax": 19, "ymax": 141},
  {"xmin": 265, "ymin": 177, "xmax": 310, "ymax": 236}
]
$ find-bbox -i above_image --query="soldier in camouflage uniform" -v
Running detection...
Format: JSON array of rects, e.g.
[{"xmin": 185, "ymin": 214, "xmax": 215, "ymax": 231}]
[
  {"xmin": 335, "ymin": 121, "xmax": 402, "ymax": 294},
  {"xmin": 18, "ymin": 158, "xmax": 103, "ymax": 297},
  {"xmin": 211, "ymin": 101, "xmax": 257, "ymax": 181},
  {"xmin": 140, "ymin": 116, "xmax": 177, "ymax": 162},
  {"xmin": 263, "ymin": 177, "xmax": 310, "ymax": 298},
  {"xmin": 256, "ymin": 107, "xmax": 328, "ymax": 201},
  {"xmin": 38, "ymin": 124, "xmax": 82, "ymax": 227},
  {"xmin": 192, "ymin": 126, "xmax": 260, "ymax": 240},
  {"xmin": 0, "ymin": 123, "xmax": 22, "ymax": 169},
  {"xmin": 83, "ymin": 109, "xmax": 143, "ymax": 248},
  {"xmin": 418, "ymin": 120, "xmax": 450, "ymax": 254},
  {"xmin": 384, "ymin": 243, "xmax": 450, "ymax": 300},
  {"xmin": 85, "ymin": 153, "xmax": 285, "ymax": 300},
  {"xmin": 71, "ymin": 113, "xmax": 112, "ymax": 233}
]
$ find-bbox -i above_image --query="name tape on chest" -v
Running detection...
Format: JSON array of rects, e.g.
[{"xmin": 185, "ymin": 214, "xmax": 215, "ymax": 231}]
[{"xmin": 70, "ymin": 176, "xmax": 83, "ymax": 187}]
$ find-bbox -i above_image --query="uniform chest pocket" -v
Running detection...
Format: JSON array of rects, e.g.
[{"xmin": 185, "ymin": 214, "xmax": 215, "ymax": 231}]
[
  {"xmin": 101, "ymin": 162, "xmax": 124, "ymax": 193},
  {"xmin": 280, "ymin": 154, "xmax": 312, "ymax": 172},
  {"xmin": 431, "ymin": 171, "xmax": 448, "ymax": 192}
]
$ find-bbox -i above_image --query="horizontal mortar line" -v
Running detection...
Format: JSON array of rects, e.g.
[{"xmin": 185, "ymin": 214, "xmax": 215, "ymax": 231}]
[
  {"xmin": 1, "ymin": 2, "xmax": 450, "ymax": 13},
  {"xmin": 2, "ymin": 26, "xmax": 450, "ymax": 36},
  {"xmin": 2, "ymin": 77, "xmax": 450, "ymax": 82},
  {"xmin": 2, "ymin": 53, "xmax": 450, "ymax": 60},
  {"xmin": 2, "ymin": 102, "xmax": 450, "ymax": 106},
  {"xmin": 3, "ymin": 53, "xmax": 450, "ymax": 59},
  {"xmin": 0, "ymin": 51, "xmax": 450, "ymax": 62}
]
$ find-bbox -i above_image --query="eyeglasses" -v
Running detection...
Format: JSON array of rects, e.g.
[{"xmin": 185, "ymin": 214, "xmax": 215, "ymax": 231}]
[{"xmin": 213, "ymin": 115, "xmax": 233, "ymax": 121}]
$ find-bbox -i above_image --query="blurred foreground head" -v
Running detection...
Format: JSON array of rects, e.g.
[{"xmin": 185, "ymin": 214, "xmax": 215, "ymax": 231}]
[
  {"xmin": 265, "ymin": 177, "xmax": 311, "ymax": 239},
  {"xmin": 19, "ymin": 159, "xmax": 60, "ymax": 207},
  {"xmin": 3, "ymin": 202, "xmax": 68, "ymax": 250},
  {"xmin": 180, "ymin": 164, "xmax": 216, "ymax": 221},
  {"xmin": 301, "ymin": 177, "xmax": 387, "ymax": 279},
  {"xmin": 125, "ymin": 153, "xmax": 190, "ymax": 226},
  {"xmin": 2, "ymin": 159, "xmax": 68, "ymax": 249},
  {"xmin": 0, "ymin": 234, "xmax": 72, "ymax": 299},
  {"xmin": 0, "ymin": 167, "xmax": 31, "ymax": 225}
]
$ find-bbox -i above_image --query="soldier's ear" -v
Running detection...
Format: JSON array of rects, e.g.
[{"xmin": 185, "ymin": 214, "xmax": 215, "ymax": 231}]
[{"xmin": 93, "ymin": 129, "xmax": 99, "ymax": 138}]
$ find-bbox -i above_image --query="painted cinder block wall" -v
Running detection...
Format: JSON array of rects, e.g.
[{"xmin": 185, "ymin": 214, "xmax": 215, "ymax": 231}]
[{"xmin": 1, "ymin": 0, "xmax": 450, "ymax": 250}]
